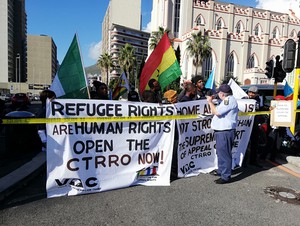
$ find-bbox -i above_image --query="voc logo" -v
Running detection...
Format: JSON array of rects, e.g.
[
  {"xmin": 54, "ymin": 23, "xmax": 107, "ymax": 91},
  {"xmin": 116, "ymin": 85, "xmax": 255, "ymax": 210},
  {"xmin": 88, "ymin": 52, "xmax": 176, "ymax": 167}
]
[{"xmin": 55, "ymin": 177, "xmax": 98, "ymax": 188}]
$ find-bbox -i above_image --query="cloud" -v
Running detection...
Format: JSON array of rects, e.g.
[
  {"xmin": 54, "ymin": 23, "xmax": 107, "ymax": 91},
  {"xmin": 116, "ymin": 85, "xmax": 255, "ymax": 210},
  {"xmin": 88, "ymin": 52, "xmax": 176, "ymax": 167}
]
[
  {"xmin": 88, "ymin": 41, "xmax": 102, "ymax": 61},
  {"xmin": 255, "ymin": 0, "xmax": 300, "ymax": 17},
  {"xmin": 143, "ymin": 21, "xmax": 152, "ymax": 32}
]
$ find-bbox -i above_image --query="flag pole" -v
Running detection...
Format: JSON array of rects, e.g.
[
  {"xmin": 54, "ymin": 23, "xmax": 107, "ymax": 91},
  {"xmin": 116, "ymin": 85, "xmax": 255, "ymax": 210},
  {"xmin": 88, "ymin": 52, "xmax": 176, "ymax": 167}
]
[{"xmin": 290, "ymin": 32, "xmax": 300, "ymax": 134}]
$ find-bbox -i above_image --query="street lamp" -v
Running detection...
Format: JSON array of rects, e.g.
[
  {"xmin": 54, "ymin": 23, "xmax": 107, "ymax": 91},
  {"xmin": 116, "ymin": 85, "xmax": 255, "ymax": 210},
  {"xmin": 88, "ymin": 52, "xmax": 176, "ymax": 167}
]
[{"xmin": 15, "ymin": 53, "xmax": 21, "ymax": 91}]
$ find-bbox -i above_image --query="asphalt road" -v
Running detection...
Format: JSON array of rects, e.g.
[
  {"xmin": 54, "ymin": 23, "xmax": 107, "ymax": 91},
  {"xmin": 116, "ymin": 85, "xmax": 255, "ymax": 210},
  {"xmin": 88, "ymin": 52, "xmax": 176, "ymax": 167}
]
[{"xmin": 1, "ymin": 162, "xmax": 300, "ymax": 226}]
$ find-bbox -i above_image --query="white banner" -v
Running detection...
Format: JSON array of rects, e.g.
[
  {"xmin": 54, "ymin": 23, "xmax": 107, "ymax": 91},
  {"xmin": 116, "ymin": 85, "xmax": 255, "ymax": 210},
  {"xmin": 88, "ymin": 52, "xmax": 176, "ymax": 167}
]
[
  {"xmin": 175, "ymin": 99, "xmax": 256, "ymax": 178},
  {"xmin": 46, "ymin": 99, "xmax": 175, "ymax": 198},
  {"xmin": 45, "ymin": 98, "xmax": 255, "ymax": 197}
]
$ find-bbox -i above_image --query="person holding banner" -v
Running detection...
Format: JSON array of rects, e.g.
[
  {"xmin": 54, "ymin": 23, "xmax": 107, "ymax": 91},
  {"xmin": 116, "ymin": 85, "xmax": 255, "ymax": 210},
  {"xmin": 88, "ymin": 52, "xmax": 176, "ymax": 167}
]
[
  {"xmin": 244, "ymin": 86, "xmax": 266, "ymax": 167},
  {"xmin": 163, "ymin": 89, "xmax": 178, "ymax": 179},
  {"xmin": 93, "ymin": 81, "xmax": 109, "ymax": 100},
  {"xmin": 260, "ymin": 95, "xmax": 287, "ymax": 161},
  {"xmin": 37, "ymin": 89, "xmax": 56, "ymax": 150},
  {"xmin": 178, "ymin": 79, "xmax": 192, "ymax": 102},
  {"xmin": 179, "ymin": 83, "xmax": 196, "ymax": 102},
  {"xmin": 206, "ymin": 84, "xmax": 238, "ymax": 184}
]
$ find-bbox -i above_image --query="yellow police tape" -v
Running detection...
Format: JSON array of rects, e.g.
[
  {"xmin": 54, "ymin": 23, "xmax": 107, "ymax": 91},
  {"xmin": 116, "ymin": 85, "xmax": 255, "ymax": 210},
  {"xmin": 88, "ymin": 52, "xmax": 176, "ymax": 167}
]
[{"xmin": 1, "ymin": 111, "xmax": 273, "ymax": 124}]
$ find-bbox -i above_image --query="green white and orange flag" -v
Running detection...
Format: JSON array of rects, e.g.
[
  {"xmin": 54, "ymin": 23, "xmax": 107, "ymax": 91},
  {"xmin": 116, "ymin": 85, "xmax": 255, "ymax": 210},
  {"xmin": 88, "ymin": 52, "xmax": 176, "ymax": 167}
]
[
  {"xmin": 50, "ymin": 34, "xmax": 89, "ymax": 99},
  {"xmin": 139, "ymin": 33, "xmax": 182, "ymax": 93}
]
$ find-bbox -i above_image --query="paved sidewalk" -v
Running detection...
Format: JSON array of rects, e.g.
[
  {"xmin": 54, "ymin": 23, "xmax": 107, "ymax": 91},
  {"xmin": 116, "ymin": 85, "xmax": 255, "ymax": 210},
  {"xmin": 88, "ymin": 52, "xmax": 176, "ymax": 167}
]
[
  {"xmin": 276, "ymin": 153, "xmax": 300, "ymax": 174},
  {"xmin": 0, "ymin": 151, "xmax": 46, "ymax": 201}
]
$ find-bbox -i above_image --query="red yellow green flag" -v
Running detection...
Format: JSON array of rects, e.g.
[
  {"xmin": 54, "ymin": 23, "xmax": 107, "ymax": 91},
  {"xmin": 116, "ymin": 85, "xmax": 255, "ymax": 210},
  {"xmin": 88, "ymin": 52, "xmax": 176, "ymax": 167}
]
[{"xmin": 139, "ymin": 33, "xmax": 182, "ymax": 93}]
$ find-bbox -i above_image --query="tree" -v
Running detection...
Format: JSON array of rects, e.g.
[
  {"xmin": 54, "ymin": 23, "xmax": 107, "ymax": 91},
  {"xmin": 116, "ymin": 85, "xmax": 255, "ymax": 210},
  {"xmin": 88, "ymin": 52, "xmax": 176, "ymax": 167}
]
[
  {"xmin": 186, "ymin": 31, "xmax": 211, "ymax": 76},
  {"xmin": 149, "ymin": 26, "xmax": 171, "ymax": 50},
  {"xmin": 221, "ymin": 75, "xmax": 241, "ymax": 85},
  {"xmin": 97, "ymin": 52, "xmax": 114, "ymax": 85},
  {"xmin": 118, "ymin": 43, "xmax": 136, "ymax": 85}
]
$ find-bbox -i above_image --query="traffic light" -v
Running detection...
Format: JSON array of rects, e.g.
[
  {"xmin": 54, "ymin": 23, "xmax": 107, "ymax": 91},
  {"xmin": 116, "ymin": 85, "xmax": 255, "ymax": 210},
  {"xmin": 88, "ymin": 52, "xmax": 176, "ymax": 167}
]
[
  {"xmin": 265, "ymin": 59, "xmax": 274, "ymax": 78},
  {"xmin": 283, "ymin": 39, "xmax": 296, "ymax": 73},
  {"xmin": 274, "ymin": 55, "xmax": 286, "ymax": 83}
]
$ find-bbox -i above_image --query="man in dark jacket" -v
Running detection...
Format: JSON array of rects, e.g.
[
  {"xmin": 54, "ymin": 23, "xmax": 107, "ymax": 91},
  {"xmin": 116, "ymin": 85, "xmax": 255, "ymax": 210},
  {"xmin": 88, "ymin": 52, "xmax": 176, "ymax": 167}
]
[{"xmin": 142, "ymin": 79, "xmax": 162, "ymax": 103}]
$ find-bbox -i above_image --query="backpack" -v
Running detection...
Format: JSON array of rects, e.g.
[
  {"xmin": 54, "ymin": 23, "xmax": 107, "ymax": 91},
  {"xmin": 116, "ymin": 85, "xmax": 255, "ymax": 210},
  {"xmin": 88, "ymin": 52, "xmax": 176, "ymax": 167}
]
[{"xmin": 257, "ymin": 123, "xmax": 268, "ymax": 148}]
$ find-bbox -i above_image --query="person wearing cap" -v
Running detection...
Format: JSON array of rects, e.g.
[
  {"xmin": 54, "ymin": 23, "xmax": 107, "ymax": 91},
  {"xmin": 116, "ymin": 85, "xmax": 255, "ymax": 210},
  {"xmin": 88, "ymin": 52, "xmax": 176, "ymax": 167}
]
[
  {"xmin": 206, "ymin": 84, "xmax": 238, "ymax": 184},
  {"xmin": 247, "ymin": 86, "xmax": 261, "ymax": 110},
  {"xmin": 244, "ymin": 85, "xmax": 266, "ymax": 167}
]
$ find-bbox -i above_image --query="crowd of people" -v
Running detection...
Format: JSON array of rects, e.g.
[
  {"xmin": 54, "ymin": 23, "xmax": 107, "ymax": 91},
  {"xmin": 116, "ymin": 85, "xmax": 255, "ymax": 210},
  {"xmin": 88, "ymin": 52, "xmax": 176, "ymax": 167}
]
[{"xmin": 1, "ymin": 76, "xmax": 298, "ymax": 185}]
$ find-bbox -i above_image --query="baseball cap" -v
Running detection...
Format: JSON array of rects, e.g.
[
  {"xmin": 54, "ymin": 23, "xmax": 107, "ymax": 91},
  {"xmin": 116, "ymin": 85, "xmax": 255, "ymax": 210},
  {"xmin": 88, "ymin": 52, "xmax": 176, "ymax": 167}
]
[
  {"xmin": 248, "ymin": 86, "xmax": 258, "ymax": 93},
  {"xmin": 216, "ymin": 84, "xmax": 232, "ymax": 93},
  {"xmin": 275, "ymin": 95, "xmax": 285, "ymax": 100}
]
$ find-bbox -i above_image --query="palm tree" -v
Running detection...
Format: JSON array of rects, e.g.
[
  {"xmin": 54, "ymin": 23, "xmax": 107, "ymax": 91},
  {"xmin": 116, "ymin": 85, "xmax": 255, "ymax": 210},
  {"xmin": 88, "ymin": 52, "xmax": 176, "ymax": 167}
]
[
  {"xmin": 97, "ymin": 52, "xmax": 114, "ymax": 85},
  {"xmin": 118, "ymin": 43, "xmax": 136, "ymax": 85},
  {"xmin": 186, "ymin": 31, "xmax": 211, "ymax": 76},
  {"xmin": 149, "ymin": 26, "xmax": 171, "ymax": 50}
]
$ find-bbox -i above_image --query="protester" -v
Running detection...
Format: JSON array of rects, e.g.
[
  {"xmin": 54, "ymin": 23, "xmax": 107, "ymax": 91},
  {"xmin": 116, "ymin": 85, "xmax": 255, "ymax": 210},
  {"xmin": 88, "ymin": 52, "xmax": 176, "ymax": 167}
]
[
  {"xmin": 178, "ymin": 80, "xmax": 192, "ymax": 101},
  {"xmin": 179, "ymin": 83, "xmax": 196, "ymax": 102},
  {"xmin": 247, "ymin": 86, "xmax": 261, "ymax": 109},
  {"xmin": 260, "ymin": 95, "xmax": 287, "ymax": 161},
  {"xmin": 244, "ymin": 86, "xmax": 266, "ymax": 167},
  {"xmin": 38, "ymin": 89, "xmax": 56, "ymax": 150},
  {"xmin": 141, "ymin": 78, "xmax": 162, "ymax": 103},
  {"xmin": 192, "ymin": 75, "xmax": 211, "ymax": 100},
  {"xmin": 93, "ymin": 81, "xmax": 109, "ymax": 100},
  {"xmin": 163, "ymin": 89, "xmax": 179, "ymax": 179},
  {"xmin": 206, "ymin": 84, "xmax": 238, "ymax": 184},
  {"xmin": 128, "ymin": 86, "xmax": 140, "ymax": 102},
  {"xmin": 40, "ymin": 90, "xmax": 56, "ymax": 110}
]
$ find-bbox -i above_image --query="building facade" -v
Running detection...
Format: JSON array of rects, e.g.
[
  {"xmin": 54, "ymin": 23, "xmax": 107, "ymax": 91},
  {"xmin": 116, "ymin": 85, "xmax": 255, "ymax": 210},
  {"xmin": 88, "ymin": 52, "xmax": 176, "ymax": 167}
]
[
  {"xmin": 101, "ymin": 0, "xmax": 149, "ymax": 82},
  {"xmin": 27, "ymin": 35, "xmax": 57, "ymax": 95},
  {"xmin": 151, "ymin": 0, "xmax": 300, "ymax": 86},
  {"xmin": 0, "ymin": 0, "xmax": 27, "ymax": 93},
  {"xmin": 109, "ymin": 24, "xmax": 150, "ymax": 78}
]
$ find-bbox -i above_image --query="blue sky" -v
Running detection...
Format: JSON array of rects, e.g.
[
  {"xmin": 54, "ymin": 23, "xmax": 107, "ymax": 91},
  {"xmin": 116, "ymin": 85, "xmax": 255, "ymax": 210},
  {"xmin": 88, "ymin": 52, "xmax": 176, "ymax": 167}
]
[{"xmin": 26, "ymin": 0, "xmax": 297, "ymax": 67}]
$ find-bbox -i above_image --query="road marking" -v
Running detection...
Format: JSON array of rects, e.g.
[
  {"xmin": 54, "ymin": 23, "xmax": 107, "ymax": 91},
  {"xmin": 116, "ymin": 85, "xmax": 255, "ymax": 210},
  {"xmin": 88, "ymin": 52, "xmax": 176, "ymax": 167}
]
[{"xmin": 267, "ymin": 160, "xmax": 300, "ymax": 179}]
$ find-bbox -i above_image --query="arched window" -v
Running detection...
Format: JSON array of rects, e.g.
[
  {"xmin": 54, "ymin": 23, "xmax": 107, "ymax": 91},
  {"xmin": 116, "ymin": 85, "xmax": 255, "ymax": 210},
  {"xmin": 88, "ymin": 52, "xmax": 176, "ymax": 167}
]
[
  {"xmin": 272, "ymin": 27, "xmax": 279, "ymax": 39},
  {"xmin": 254, "ymin": 24, "xmax": 261, "ymax": 36},
  {"xmin": 173, "ymin": 0, "xmax": 181, "ymax": 37},
  {"xmin": 290, "ymin": 30, "xmax": 296, "ymax": 38},
  {"xmin": 216, "ymin": 19, "xmax": 222, "ymax": 30},
  {"xmin": 226, "ymin": 53, "xmax": 234, "ymax": 78},
  {"xmin": 247, "ymin": 55, "xmax": 255, "ymax": 69},
  {"xmin": 202, "ymin": 52, "xmax": 213, "ymax": 79},
  {"xmin": 236, "ymin": 21, "xmax": 242, "ymax": 34},
  {"xmin": 196, "ymin": 15, "xmax": 204, "ymax": 26}
]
